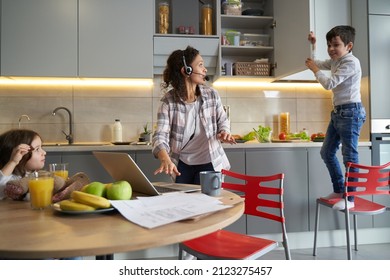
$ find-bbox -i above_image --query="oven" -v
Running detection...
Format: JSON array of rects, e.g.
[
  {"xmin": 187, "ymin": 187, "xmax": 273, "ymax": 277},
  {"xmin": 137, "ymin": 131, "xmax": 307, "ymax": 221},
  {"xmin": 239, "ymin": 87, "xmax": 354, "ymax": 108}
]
[{"xmin": 371, "ymin": 120, "xmax": 390, "ymax": 165}]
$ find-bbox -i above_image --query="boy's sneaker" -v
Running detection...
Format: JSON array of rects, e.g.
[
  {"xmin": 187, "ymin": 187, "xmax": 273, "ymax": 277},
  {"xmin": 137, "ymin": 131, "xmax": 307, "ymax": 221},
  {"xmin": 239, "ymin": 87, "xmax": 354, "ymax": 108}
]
[
  {"xmin": 321, "ymin": 192, "xmax": 343, "ymax": 200},
  {"xmin": 332, "ymin": 200, "xmax": 354, "ymax": 210}
]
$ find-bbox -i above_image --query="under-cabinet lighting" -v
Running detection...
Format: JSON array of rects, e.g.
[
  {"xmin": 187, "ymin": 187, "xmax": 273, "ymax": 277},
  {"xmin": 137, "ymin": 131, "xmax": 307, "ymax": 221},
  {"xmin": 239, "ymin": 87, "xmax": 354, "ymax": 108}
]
[
  {"xmin": 0, "ymin": 77, "xmax": 153, "ymax": 87},
  {"xmin": 213, "ymin": 79, "xmax": 323, "ymax": 88}
]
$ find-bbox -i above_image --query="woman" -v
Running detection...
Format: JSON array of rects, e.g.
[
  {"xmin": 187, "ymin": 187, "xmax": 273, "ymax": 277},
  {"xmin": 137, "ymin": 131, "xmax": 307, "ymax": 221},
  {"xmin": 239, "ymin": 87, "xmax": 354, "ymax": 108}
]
[{"xmin": 152, "ymin": 46, "xmax": 236, "ymax": 184}]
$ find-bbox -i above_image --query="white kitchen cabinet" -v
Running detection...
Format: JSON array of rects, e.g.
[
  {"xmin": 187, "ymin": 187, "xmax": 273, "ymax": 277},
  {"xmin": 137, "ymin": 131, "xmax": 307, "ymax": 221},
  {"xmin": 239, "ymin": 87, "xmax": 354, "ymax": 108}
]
[
  {"xmin": 79, "ymin": 0, "xmax": 153, "ymax": 78},
  {"xmin": 1, "ymin": 0, "xmax": 78, "ymax": 77}
]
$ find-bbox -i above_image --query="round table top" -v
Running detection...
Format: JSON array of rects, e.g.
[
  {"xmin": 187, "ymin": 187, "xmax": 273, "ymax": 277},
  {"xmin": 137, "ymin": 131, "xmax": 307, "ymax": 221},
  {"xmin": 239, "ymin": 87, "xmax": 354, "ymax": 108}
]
[{"xmin": 0, "ymin": 190, "xmax": 244, "ymax": 259}]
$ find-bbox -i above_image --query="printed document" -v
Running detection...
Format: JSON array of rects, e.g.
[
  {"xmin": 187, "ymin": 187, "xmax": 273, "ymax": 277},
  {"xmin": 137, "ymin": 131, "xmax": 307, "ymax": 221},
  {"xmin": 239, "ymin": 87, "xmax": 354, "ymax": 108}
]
[{"xmin": 110, "ymin": 192, "xmax": 231, "ymax": 229}]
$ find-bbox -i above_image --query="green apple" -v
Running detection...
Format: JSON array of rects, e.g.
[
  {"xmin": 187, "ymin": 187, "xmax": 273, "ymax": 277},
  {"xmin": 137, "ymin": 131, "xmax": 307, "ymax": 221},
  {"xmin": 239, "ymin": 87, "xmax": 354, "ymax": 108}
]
[
  {"xmin": 81, "ymin": 181, "xmax": 107, "ymax": 197},
  {"xmin": 106, "ymin": 181, "xmax": 132, "ymax": 200}
]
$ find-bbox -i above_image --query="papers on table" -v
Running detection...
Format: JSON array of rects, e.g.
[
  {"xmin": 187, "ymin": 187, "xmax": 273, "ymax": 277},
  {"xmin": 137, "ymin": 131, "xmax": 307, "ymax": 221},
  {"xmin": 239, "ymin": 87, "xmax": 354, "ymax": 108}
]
[{"xmin": 110, "ymin": 192, "xmax": 232, "ymax": 229}]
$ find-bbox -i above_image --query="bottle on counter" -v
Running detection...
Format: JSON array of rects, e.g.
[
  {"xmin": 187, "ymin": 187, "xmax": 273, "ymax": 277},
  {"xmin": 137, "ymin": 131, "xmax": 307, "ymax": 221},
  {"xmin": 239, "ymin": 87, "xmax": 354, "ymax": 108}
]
[
  {"xmin": 113, "ymin": 119, "xmax": 123, "ymax": 142},
  {"xmin": 279, "ymin": 112, "xmax": 290, "ymax": 135}
]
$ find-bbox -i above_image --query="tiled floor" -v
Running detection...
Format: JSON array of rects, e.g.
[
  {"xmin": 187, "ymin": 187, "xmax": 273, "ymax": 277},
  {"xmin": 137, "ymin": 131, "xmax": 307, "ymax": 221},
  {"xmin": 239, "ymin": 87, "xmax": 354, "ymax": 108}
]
[{"xmin": 257, "ymin": 243, "xmax": 390, "ymax": 260}]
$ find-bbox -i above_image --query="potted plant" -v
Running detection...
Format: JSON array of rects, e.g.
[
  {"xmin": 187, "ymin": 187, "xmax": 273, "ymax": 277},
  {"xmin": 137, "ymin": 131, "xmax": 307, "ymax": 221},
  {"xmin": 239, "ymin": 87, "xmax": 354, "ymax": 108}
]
[{"xmin": 139, "ymin": 123, "xmax": 152, "ymax": 142}]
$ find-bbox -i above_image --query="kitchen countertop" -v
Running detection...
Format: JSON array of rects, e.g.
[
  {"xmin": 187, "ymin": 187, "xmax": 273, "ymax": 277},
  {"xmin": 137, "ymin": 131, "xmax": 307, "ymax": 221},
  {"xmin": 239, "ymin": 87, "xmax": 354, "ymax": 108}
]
[{"xmin": 42, "ymin": 141, "xmax": 372, "ymax": 152}]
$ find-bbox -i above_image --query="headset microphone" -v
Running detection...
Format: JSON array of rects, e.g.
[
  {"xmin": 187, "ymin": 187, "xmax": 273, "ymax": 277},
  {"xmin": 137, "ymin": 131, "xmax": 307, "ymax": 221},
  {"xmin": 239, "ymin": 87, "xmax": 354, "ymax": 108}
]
[{"xmin": 192, "ymin": 72, "xmax": 210, "ymax": 81}]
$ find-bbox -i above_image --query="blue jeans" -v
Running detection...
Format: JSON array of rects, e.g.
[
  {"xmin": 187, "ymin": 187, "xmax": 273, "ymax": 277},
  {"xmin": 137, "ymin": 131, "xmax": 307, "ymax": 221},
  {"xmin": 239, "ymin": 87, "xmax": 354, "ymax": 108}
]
[
  {"xmin": 175, "ymin": 160, "xmax": 214, "ymax": 184},
  {"xmin": 320, "ymin": 103, "xmax": 366, "ymax": 201}
]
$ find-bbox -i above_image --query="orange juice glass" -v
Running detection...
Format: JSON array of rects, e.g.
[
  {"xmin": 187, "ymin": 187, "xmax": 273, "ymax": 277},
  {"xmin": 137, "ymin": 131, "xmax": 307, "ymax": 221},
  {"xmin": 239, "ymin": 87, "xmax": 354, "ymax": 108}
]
[
  {"xmin": 49, "ymin": 163, "xmax": 69, "ymax": 180},
  {"xmin": 28, "ymin": 171, "xmax": 54, "ymax": 209}
]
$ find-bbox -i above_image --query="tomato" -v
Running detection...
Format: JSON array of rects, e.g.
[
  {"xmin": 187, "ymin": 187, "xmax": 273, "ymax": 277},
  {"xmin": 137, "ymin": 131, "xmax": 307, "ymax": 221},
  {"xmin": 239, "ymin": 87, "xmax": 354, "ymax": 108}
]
[
  {"xmin": 311, "ymin": 133, "xmax": 317, "ymax": 141},
  {"xmin": 279, "ymin": 132, "xmax": 286, "ymax": 140}
]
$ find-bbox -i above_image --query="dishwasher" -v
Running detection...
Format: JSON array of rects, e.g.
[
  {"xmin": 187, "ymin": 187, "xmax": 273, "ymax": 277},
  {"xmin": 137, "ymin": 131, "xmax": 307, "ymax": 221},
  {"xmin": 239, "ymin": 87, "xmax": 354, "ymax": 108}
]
[{"xmin": 371, "ymin": 120, "xmax": 390, "ymax": 165}]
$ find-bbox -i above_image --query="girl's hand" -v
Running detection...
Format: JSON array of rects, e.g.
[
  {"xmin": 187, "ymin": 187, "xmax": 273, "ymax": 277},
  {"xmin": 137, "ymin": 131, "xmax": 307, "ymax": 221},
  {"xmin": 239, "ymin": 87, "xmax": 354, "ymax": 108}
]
[
  {"xmin": 217, "ymin": 131, "xmax": 237, "ymax": 144},
  {"xmin": 10, "ymin": 144, "xmax": 31, "ymax": 165}
]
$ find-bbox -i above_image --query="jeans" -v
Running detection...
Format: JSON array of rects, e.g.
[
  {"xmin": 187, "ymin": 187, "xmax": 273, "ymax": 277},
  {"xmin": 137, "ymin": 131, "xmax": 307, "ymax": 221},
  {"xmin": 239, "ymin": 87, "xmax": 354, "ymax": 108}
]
[
  {"xmin": 320, "ymin": 103, "xmax": 366, "ymax": 201},
  {"xmin": 175, "ymin": 160, "xmax": 214, "ymax": 184}
]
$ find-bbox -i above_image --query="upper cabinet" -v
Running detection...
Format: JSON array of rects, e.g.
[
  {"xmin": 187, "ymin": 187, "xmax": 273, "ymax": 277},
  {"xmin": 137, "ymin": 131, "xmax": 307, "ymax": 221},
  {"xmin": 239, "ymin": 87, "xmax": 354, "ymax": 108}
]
[
  {"xmin": 1, "ymin": 0, "xmax": 153, "ymax": 78},
  {"xmin": 219, "ymin": 0, "xmax": 351, "ymax": 81},
  {"xmin": 79, "ymin": 0, "xmax": 153, "ymax": 78},
  {"xmin": 1, "ymin": 0, "xmax": 78, "ymax": 77},
  {"xmin": 153, "ymin": 0, "xmax": 220, "ymax": 76}
]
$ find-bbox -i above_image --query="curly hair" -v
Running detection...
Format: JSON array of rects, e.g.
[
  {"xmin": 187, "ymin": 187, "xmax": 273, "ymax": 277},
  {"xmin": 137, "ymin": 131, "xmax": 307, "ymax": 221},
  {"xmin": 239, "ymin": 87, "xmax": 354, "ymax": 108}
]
[
  {"xmin": 161, "ymin": 45, "xmax": 200, "ymax": 102},
  {"xmin": 0, "ymin": 129, "xmax": 42, "ymax": 177}
]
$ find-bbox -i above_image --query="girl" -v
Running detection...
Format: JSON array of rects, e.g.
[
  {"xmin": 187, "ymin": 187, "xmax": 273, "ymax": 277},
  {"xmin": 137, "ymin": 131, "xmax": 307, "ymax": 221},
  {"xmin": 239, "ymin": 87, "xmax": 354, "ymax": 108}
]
[{"xmin": 0, "ymin": 129, "xmax": 46, "ymax": 200}]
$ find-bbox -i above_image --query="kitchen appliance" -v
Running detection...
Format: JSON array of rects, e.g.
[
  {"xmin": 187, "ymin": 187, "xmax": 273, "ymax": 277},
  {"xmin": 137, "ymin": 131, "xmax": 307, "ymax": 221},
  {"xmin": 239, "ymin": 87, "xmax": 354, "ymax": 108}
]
[{"xmin": 371, "ymin": 120, "xmax": 390, "ymax": 165}]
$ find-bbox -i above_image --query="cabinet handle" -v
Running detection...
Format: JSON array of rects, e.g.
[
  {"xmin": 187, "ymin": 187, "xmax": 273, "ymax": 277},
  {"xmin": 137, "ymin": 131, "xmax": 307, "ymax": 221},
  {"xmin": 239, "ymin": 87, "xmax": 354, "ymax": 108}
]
[{"xmin": 271, "ymin": 20, "xmax": 276, "ymax": 29}]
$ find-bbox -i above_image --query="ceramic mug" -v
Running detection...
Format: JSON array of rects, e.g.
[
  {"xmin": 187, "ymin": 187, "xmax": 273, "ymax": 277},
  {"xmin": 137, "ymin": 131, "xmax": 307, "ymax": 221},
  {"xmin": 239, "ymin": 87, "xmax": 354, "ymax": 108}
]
[{"xmin": 200, "ymin": 171, "xmax": 222, "ymax": 196}]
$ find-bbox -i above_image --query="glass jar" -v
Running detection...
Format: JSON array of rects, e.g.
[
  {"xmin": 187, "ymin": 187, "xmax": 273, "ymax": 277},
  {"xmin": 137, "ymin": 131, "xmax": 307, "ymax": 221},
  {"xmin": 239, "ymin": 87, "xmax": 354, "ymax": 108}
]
[
  {"xmin": 159, "ymin": 2, "xmax": 169, "ymax": 34},
  {"xmin": 201, "ymin": 4, "xmax": 213, "ymax": 35},
  {"xmin": 279, "ymin": 112, "xmax": 290, "ymax": 135}
]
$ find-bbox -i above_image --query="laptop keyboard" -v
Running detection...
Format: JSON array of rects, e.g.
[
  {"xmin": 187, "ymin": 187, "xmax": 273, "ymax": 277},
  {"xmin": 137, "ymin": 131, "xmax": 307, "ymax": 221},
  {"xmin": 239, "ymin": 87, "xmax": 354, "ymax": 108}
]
[{"xmin": 154, "ymin": 185, "xmax": 177, "ymax": 193}]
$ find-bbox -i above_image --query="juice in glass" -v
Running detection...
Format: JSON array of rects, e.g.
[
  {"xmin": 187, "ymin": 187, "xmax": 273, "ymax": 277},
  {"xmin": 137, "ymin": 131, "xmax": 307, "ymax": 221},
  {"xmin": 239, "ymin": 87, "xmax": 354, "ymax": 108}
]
[
  {"xmin": 28, "ymin": 175, "xmax": 54, "ymax": 209},
  {"xmin": 53, "ymin": 170, "xmax": 69, "ymax": 179},
  {"xmin": 49, "ymin": 163, "xmax": 69, "ymax": 180}
]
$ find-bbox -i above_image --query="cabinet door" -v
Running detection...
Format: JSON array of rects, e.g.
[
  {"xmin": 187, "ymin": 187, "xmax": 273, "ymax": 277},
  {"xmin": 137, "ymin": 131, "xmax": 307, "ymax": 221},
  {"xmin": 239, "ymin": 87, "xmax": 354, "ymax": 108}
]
[
  {"xmin": 273, "ymin": 0, "xmax": 312, "ymax": 78},
  {"xmin": 274, "ymin": 0, "xmax": 350, "ymax": 79},
  {"xmin": 369, "ymin": 14, "xmax": 390, "ymax": 119},
  {"xmin": 369, "ymin": 0, "xmax": 390, "ymax": 14},
  {"xmin": 307, "ymin": 147, "xmax": 372, "ymax": 231},
  {"xmin": 61, "ymin": 152, "xmax": 121, "ymax": 183},
  {"xmin": 79, "ymin": 0, "xmax": 153, "ymax": 78},
  {"xmin": 153, "ymin": 36, "xmax": 219, "ymax": 75},
  {"xmin": 246, "ymin": 148, "xmax": 309, "ymax": 234},
  {"xmin": 223, "ymin": 148, "xmax": 246, "ymax": 234},
  {"xmin": 1, "ymin": 0, "xmax": 77, "ymax": 77}
]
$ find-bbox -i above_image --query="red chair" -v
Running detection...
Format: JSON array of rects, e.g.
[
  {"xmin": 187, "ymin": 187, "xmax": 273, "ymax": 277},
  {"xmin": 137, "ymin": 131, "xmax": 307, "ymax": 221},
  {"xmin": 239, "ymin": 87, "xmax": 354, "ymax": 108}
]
[
  {"xmin": 179, "ymin": 169, "xmax": 291, "ymax": 260},
  {"xmin": 313, "ymin": 161, "xmax": 390, "ymax": 259}
]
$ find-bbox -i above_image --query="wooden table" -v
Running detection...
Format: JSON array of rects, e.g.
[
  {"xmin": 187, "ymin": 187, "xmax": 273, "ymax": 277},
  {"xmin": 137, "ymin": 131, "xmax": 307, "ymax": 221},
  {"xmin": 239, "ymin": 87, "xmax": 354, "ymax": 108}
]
[{"xmin": 0, "ymin": 190, "xmax": 244, "ymax": 259}]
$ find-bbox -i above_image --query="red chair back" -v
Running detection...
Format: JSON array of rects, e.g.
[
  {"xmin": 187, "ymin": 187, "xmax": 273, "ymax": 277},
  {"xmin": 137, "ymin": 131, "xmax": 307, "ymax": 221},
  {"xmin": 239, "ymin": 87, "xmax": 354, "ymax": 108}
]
[
  {"xmin": 344, "ymin": 161, "xmax": 390, "ymax": 197},
  {"xmin": 221, "ymin": 169, "xmax": 285, "ymax": 223}
]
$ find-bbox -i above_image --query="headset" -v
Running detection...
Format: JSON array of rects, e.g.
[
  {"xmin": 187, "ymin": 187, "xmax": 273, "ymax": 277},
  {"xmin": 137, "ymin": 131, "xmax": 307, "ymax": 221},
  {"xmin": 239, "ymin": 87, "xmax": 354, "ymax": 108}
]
[
  {"xmin": 182, "ymin": 51, "xmax": 209, "ymax": 81},
  {"xmin": 182, "ymin": 53, "xmax": 192, "ymax": 75}
]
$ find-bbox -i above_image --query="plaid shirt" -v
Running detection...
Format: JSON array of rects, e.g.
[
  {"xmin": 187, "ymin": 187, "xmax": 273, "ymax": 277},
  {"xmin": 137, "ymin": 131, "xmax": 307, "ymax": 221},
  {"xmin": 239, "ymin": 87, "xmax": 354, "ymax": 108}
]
[{"xmin": 152, "ymin": 85, "xmax": 231, "ymax": 172}]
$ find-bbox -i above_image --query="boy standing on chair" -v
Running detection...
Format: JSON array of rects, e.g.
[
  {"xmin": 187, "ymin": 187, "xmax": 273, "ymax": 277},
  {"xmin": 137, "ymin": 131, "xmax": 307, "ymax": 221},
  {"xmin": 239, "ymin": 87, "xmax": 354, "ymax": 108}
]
[{"xmin": 305, "ymin": 25, "xmax": 366, "ymax": 210}]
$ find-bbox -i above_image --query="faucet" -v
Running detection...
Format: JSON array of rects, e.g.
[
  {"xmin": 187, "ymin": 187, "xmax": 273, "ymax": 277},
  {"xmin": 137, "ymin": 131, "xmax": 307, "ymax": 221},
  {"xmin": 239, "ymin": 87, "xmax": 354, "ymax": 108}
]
[
  {"xmin": 52, "ymin": 107, "xmax": 74, "ymax": 144},
  {"xmin": 18, "ymin": 114, "xmax": 31, "ymax": 128}
]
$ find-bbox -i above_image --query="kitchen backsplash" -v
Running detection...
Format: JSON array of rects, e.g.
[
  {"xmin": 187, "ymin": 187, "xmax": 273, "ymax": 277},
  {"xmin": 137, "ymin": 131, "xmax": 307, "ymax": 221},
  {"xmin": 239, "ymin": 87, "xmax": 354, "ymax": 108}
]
[{"xmin": 0, "ymin": 77, "xmax": 370, "ymax": 143}]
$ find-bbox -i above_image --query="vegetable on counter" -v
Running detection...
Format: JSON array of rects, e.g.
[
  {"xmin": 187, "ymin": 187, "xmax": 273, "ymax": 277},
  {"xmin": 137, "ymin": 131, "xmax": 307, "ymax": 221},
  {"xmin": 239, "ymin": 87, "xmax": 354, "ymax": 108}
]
[{"xmin": 252, "ymin": 125, "xmax": 273, "ymax": 143}]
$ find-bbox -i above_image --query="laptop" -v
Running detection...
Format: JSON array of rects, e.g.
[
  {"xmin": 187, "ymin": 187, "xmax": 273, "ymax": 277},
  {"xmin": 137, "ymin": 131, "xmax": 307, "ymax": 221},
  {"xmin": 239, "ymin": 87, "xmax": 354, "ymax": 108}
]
[{"xmin": 93, "ymin": 151, "xmax": 200, "ymax": 196}]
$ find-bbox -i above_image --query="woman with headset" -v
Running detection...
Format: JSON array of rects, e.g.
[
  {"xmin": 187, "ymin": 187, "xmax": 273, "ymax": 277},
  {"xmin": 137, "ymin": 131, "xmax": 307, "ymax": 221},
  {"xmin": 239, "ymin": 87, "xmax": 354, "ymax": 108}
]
[{"xmin": 152, "ymin": 45, "xmax": 236, "ymax": 184}]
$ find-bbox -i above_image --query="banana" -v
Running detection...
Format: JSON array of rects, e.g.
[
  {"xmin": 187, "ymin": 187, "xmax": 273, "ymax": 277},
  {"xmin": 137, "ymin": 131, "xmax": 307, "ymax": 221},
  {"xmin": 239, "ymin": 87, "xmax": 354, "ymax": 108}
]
[
  {"xmin": 71, "ymin": 190, "xmax": 111, "ymax": 209},
  {"xmin": 59, "ymin": 199, "xmax": 96, "ymax": 211}
]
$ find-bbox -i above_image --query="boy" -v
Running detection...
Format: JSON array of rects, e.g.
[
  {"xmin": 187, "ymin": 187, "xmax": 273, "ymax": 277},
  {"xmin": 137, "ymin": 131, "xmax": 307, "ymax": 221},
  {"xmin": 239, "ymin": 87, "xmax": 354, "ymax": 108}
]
[{"xmin": 305, "ymin": 25, "xmax": 366, "ymax": 210}]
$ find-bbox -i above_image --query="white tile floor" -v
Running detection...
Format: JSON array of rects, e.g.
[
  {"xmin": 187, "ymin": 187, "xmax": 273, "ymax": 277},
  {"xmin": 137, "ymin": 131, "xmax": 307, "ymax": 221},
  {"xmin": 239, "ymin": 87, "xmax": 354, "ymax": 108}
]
[{"xmin": 257, "ymin": 243, "xmax": 390, "ymax": 260}]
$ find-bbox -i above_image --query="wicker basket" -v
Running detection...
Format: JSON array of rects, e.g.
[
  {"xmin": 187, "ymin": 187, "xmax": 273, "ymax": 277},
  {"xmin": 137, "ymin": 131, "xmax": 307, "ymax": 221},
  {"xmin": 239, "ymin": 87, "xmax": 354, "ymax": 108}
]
[{"xmin": 233, "ymin": 62, "xmax": 270, "ymax": 76}]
